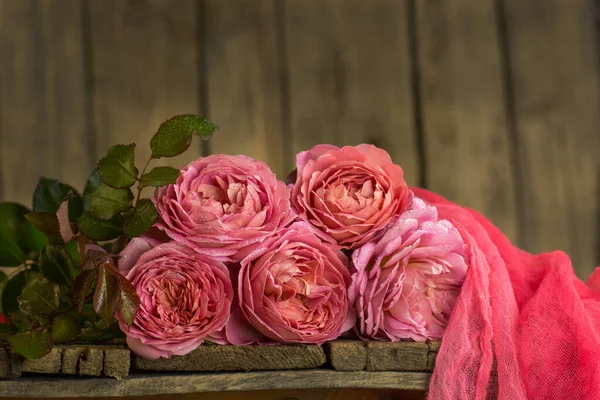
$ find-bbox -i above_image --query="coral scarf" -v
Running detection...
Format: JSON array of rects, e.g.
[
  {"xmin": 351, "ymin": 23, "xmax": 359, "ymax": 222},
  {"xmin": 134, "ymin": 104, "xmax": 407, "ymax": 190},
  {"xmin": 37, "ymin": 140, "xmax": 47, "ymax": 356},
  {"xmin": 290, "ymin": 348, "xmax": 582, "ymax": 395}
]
[{"xmin": 414, "ymin": 188, "xmax": 600, "ymax": 400}]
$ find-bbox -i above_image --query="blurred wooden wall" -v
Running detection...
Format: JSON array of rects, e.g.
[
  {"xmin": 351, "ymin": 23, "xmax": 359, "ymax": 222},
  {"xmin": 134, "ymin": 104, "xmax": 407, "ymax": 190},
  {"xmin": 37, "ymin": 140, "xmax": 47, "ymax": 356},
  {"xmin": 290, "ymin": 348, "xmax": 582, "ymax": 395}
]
[{"xmin": 0, "ymin": 0, "xmax": 599, "ymax": 279}]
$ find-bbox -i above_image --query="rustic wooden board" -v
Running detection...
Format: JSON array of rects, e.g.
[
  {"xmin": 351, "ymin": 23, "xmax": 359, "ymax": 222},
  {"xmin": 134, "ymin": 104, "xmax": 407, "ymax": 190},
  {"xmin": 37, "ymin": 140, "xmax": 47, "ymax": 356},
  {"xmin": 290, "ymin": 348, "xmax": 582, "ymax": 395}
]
[
  {"xmin": 88, "ymin": 0, "xmax": 203, "ymax": 174},
  {"xmin": 0, "ymin": 370, "xmax": 431, "ymax": 397},
  {"xmin": 415, "ymin": 0, "xmax": 518, "ymax": 241},
  {"xmin": 133, "ymin": 344, "xmax": 326, "ymax": 372},
  {"xmin": 502, "ymin": 0, "xmax": 600, "ymax": 277},
  {"xmin": 0, "ymin": 346, "xmax": 20, "ymax": 379},
  {"xmin": 283, "ymin": 0, "xmax": 420, "ymax": 186},
  {"xmin": 325, "ymin": 340, "xmax": 439, "ymax": 372},
  {"xmin": 15, "ymin": 346, "xmax": 130, "ymax": 379},
  {"xmin": 203, "ymin": 0, "xmax": 287, "ymax": 178},
  {"xmin": 0, "ymin": 0, "xmax": 89, "ymax": 204},
  {"xmin": 325, "ymin": 340, "xmax": 368, "ymax": 372}
]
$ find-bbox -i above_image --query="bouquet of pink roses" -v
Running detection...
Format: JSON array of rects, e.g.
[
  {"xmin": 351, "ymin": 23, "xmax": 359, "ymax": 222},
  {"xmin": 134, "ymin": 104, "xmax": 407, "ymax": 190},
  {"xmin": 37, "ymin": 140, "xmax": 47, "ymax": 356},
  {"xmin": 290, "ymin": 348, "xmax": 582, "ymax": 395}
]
[
  {"xmin": 117, "ymin": 144, "xmax": 468, "ymax": 359},
  {"xmin": 0, "ymin": 115, "xmax": 468, "ymax": 361}
]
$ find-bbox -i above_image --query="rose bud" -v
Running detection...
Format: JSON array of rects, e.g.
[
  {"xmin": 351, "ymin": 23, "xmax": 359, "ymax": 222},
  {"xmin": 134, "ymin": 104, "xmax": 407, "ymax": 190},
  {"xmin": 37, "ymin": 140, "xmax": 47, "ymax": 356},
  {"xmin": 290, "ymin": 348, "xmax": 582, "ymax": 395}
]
[
  {"xmin": 350, "ymin": 198, "xmax": 468, "ymax": 341},
  {"xmin": 290, "ymin": 144, "xmax": 413, "ymax": 249},
  {"xmin": 153, "ymin": 154, "xmax": 295, "ymax": 261},
  {"xmin": 225, "ymin": 222, "xmax": 355, "ymax": 345},
  {"xmin": 117, "ymin": 237, "xmax": 233, "ymax": 359}
]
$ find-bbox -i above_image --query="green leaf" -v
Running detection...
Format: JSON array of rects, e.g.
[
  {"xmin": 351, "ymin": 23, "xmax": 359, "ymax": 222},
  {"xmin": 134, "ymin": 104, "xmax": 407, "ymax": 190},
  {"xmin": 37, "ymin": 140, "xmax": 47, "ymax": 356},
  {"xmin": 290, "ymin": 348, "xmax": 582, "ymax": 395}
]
[
  {"xmin": 0, "ymin": 202, "xmax": 48, "ymax": 254},
  {"xmin": 117, "ymin": 274, "xmax": 139, "ymax": 327},
  {"xmin": 0, "ymin": 231, "xmax": 25, "ymax": 266},
  {"xmin": 0, "ymin": 271, "xmax": 7, "ymax": 314},
  {"xmin": 64, "ymin": 239, "xmax": 81, "ymax": 265},
  {"xmin": 76, "ymin": 325, "xmax": 104, "ymax": 342},
  {"xmin": 0, "ymin": 324, "xmax": 18, "ymax": 339},
  {"xmin": 9, "ymin": 312, "xmax": 32, "ymax": 332},
  {"xmin": 52, "ymin": 314, "xmax": 80, "ymax": 344},
  {"xmin": 32, "ymin": 178, "xmax": 83, "ymax": 222},
  {"xmin": 17, "ymin": 277, "xmax": 60, "ymax": 317},
  {"xmin": 98, "ymin": 144, "xmax": 138, "ymax": 189},
  {"xmin": 89, "ymin": 184, "xmax": 133, "ymax": 220},
  {"xmin": 83, "ymin": 170, "xmax": 102, "ymax": 212},
  {"xmin": 123, "ymin": 199, "xmax": 159, "ymax": 238},
  {"xmin": 150, "ymin": 115, "xmax": 218, "ymax": 158},
  {"xmin": 73, "ymin": 269, "xmax": 98, "ymax": 313},
  {"xmin": 8, "ymin": 328, "xmax": 53, "ymax": 360},
  {"xmin": 139, "ymin": 166, "xmax": 180, "ymax": 189},
  {"xmin": 20, "ymin": 220, "xmax": 48, "ymax": 253},
  {"xmin": 93, "ymin": 263, "xmax": 120, "ymax": 321},
  {"xmin": 2, "ymin": 271, "xmax": 29, "ymax": 314},
  {"xmin": 38, "ymin": 245, "xmax": 76, "ymax": 285},
  {"xmin": 78, "ymin": 213, "xmax": 123, "ymax": 241},
  {"xmin": 25, "ymin": 212, "xmax": 61, "ymax": 243}
]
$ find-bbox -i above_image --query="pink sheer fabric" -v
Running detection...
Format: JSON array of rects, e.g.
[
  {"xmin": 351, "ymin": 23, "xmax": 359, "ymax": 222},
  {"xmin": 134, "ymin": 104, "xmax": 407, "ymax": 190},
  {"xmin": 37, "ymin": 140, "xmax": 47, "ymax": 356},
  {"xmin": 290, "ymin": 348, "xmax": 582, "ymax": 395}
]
[{"xmin": 413, "ymin": 188, "xmax": 600, "ymax": 400}]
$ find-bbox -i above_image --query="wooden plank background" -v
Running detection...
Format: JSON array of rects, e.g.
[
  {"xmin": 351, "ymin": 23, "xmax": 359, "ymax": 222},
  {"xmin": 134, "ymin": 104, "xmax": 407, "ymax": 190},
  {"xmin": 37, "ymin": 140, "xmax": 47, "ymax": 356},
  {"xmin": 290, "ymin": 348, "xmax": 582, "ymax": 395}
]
[{"xmin": 0, "ymin": 0, "xmax": 599, "ymax": 280}]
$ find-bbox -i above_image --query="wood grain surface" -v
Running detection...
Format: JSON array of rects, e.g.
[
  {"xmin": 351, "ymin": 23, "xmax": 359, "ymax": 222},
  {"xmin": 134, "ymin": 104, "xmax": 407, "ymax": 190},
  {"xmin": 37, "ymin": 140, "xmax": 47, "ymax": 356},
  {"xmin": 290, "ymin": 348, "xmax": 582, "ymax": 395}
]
[
  {"xmin": 203, "ymin": 0, "xmax": 287, "ymax": 178},
  {"xmin": 502, "ymin": 0, "xmax": 600, "ymax": 273},
  {"xmin": 87, "ymin": 0, "xmax": 203, "ymax": 173},
  {"xmin": 0, "ymin": 370, "xmax": 431, "ymax": 397},
  {"xmin": 415, "ymin": 0, "xmax": 519, "ymax": 242},
  {"xmin": 283, "ymin": 0, "xmax": 421, "ymax": 186},
  {"xmin": 133, "ymin": 343, "xmax": 326, "ymax": 372},
  {"xmin": 0, "ymin": 0, "xmax": 89, "ymax": 205}
]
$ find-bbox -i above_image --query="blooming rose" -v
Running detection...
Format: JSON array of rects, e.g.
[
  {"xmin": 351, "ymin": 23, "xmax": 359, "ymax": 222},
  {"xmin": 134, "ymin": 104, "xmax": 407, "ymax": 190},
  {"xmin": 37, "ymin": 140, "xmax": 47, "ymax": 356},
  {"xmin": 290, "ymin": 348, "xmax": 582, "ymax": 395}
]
[
  {"xmin": 350, "ymin": 198, "xmax": 468, "ymax": 341},
  {"xmin": 290, "ymin": 144, "xmax": 413, "ymax": 249},
  {"xmin": 225, "ymin": 222, "xmax": 354, "ymax": 345},
  {"xmin": 153, "ymin": 154, "xmax": 294, "ymax": 261},
  {"xmin": 117, "ymin": 237, "xmax": 233, "ymax": 359}
]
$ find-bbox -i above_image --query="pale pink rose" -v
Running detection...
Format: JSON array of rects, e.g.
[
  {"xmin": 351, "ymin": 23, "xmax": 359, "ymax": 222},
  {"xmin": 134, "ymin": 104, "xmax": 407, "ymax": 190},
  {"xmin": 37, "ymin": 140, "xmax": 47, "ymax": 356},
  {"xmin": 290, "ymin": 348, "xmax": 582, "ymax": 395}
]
[
  {"xmin": 350, "ymin": 198, "xmax": 468, "ymax": 341},
  {"xmin": 153, "ymin": 154, "xmax": 295, "ymax": 261},
  {"xmin": 290, "ymin": 144, "xmax": 413, "ymax": 249},
  {"xmin": 225, "ymin": 222, "xmax": 355, "ymax": 345},
  {"xmin": 117, "ymin": 237, "xmax": 233, "ymax": 359}
]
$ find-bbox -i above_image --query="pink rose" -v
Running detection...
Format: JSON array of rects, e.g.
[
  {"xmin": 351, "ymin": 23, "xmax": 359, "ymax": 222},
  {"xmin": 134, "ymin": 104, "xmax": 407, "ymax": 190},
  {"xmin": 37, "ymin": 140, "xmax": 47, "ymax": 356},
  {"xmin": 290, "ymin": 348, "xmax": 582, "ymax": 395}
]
[
  {"xmin": 291, "ymin": 144, "xmax": 413, "ymax": 249},
  {"xmin": 226, "ymin": 222, "xmax": 355, "ymax": 345},
  {"xmin": 117, "ymin": 237, "xmax": 233, "ymax": 359},
  {"xmin": 153, "ymin": 154, "xmax": 294, "ymax": 261},
  {"xmin": 350, "ymin": 198, "xmax": 468, "ymax": 341}
]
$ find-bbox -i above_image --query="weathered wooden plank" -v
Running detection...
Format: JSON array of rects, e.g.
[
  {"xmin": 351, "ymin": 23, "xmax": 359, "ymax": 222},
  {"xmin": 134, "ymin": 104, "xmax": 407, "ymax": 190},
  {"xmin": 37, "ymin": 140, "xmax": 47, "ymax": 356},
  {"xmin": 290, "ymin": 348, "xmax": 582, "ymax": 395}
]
[
  {"xmin": 415, "ymin": 0, "xmax": 518, "ymax": 240},
  {"xmin": 326, "ymin": 340, "xmax": 440, "ymax": 372},
  {"xmin": 366, "ymin": 342, "xmax": 429, "ymax": 371},
  {"xmin": 16, "ymin": 346, "xmax": 129, "ymax": 378},
  {"xmin": 62, "ymin": 347, "xmax": 103, "ymax": 376},
  {"xmin": 502, "ymin": 0, "xmax": 600, "ymax": 277},
  {"xmin": 103, "ymin": 347, "xmax": 131, "ymax": 380},
  {"xmin": 203, "ymin": 0, "xmax": 287, "ymax": 177},
  {"xmin": 0, "ymin": 370, "xmax": 431, "ymax": 397},
  {"xmin": 0, "ymin": 346, "xmax": 21, "ymax": 378},
  {"xmin": 324, "ymin": 341, "xmax": 367, "ymax": 372},
  {"xmin": 134, "ymin": 344, "xmax": 326, "ymax": 372},
  {"xmin": 284, "ymin": 0, "xmax": 420, "ymax": 186},
  {"xmin": 21, "ymin": 348, "xmax": 62, "ymax": 374},
  {"xmin": 427, "ymin": 341, "xmax": 440, "ymax": 371},
  {"xmin": 88, "ymin": 0, "xmax": 202, "ymax": 176},
  {"xmin": 0, "ymin": 0, "xmax": 89, "ymax": 204}
]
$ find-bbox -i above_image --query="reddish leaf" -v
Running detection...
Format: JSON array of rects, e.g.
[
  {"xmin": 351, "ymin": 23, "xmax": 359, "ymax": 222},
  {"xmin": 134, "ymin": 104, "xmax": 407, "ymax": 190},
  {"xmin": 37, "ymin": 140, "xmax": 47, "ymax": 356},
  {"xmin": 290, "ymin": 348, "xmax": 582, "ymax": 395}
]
[
  {"xmin": 56, "ymin": 200, "xmax": 73, "ymax": 243},
  {"xmin": 75, "ymin": 234, "xmax": 87, "ymax": 259},
  {"xmin": 92, "ymin": 263, "xmax": 120, "ymax": 321},
  {"xmin": 118, "ymin": 274, "xmax": 139, "ymax": 327},
  {"xmin": 81, "ymin": 246, "xmax": 109, "ymax": 271},
  {"xmin": 73, "ymin": 269, "xmax": 98, "ymax": 313}
]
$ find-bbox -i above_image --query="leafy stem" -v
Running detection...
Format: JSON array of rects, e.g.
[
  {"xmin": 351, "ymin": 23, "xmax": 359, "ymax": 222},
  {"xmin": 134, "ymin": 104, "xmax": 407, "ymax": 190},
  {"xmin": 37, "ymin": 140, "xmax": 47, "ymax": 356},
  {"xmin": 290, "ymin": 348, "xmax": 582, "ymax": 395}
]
[{"xmin": 135, "ymin": 158, "xmax": 152, "ymax": 206}]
